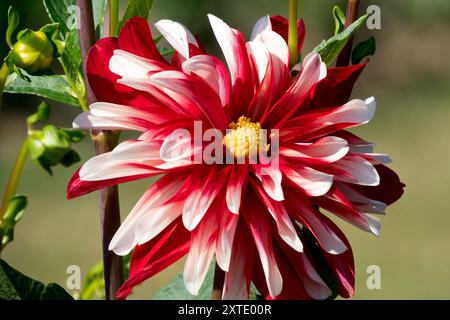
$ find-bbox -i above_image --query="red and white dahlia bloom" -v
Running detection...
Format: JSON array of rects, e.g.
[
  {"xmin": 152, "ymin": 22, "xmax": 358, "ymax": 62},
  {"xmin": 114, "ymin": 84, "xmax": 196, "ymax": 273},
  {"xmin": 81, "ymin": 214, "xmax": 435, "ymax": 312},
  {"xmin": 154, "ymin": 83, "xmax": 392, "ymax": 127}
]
[{"xmin": 67, "ymin": 15, "xmax": 404, "ymax": 300}]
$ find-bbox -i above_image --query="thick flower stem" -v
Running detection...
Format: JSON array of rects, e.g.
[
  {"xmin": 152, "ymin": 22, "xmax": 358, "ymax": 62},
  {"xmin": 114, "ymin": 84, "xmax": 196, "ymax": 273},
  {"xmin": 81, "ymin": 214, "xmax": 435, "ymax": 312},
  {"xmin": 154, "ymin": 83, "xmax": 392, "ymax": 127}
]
[
  {"xmin": 0, "ymin": 138, "xmax": 29, "ymax": 255},
  {"xmin": 77, "ymin": 0, "xmax": 97, "ymax": 106},
  {"xmin": 91, "ymin": 130, "xmax": 123, "ymax": 300},
  {"xmin": 77, "ymin": 0, "xmax": 124, "ymax": 300},
  {"xmin": 0, "ymin": 62, "xmax": 9, "ymax": 107},
  {"xmin": 109, "ymin": 0, "xmax": 120, "ymax": 37},
  {"xmin": 336, "ymin": 0, "xmax": 361, "ymax": 67},
  {"xmin": 288, "ymin": 0, "xmax": 298, "ymax": 67},
  {"xmin": 212, "ymin": 263, "xmax": 225, "ymax": 300}
]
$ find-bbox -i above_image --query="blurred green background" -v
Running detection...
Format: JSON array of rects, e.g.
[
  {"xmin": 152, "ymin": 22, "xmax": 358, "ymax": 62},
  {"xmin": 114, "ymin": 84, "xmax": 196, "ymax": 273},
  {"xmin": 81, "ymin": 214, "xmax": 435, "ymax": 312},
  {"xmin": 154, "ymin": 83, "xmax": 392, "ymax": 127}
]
[{"xmin": 1, "ymin": 0, "xmax": 449, "ymax": 300}]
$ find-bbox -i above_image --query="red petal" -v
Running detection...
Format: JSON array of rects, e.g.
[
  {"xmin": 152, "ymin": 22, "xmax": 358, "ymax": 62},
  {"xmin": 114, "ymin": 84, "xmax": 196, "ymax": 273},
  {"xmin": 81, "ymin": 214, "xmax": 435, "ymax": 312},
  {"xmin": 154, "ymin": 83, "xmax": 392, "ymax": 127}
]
[
  {"xmin": 301, "ymin": 63, "xmax": 366, "ymax": 112},
  {"xmin": 86, "ymin": 38, "xmax": 152, "ymax": 107},
  {"xmin": 118, "ymin": 17, "xmax": 165, "ymax": 63},
  {"xmin": 86, "ymin": 27, "xmax": 170, "ymax": 108},
  {"xmin": 353, "ymin": 165, "xmax": 405, "ymax": 205},
  {"xmin": 222, "ymin": 220, "xmax": 255, "ymax": 299},
  {"xmin": 303, "ymin": 219, "xmax": 355, "ymax": 298},
  {"xmin": 248, "ymin": 57, "xmax": 274, "ymax": 121},
  {"xmin": 67, "ymin": 168, "xmax": 159, "ymax": 200},
  {"xmin": 208, "ymin": 15, "xmax": 255, "ymax": 119},
  {"xmin": 116, "ymin": 218, "xmax": 190, "ymax": 299},
  {"xmin": 172, "ymin": 43, "xmax": 204, "ymax": 68}
]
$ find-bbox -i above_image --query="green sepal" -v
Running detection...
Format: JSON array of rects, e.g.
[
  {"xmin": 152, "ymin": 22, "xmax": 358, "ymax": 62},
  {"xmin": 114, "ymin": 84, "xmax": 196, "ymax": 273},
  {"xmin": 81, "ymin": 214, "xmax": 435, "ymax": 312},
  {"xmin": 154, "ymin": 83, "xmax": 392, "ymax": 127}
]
[
  {"xmin": 333, "ymin": 5, "xmax": 346, "ymax": 36},
  {"xmin": 27, "ymin": 101, "xmax": 51, "ymax": 126},
  {"xmin": 39, "ymin": 23, "xmax": 65, "ymax": 57},
  {"xmin": 6, "ymin": 6, "xmax": 20, "ymax": 49},
  {"xmin": 1, "ymin": 195, "xmax": 27, "ymax": 247}
]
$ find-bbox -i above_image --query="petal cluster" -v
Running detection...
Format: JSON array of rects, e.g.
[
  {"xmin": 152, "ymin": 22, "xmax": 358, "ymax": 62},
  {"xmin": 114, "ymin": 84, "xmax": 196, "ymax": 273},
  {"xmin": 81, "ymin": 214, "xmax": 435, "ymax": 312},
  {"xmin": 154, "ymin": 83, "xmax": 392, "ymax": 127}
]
[{"xmin": 68, "ymin": 15, "xmax": 404, "ymax": 300}]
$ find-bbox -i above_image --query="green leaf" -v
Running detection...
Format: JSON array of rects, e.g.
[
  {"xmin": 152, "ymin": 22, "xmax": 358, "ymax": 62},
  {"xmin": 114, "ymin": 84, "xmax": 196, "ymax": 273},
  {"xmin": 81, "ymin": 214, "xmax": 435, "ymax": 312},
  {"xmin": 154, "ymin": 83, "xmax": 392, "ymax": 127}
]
[
  {"xmin": 43, "ymin": 0, "xmax": 107, "ymax": 39},
  {"xmin": 159, "ymin": 47, "xmax": 175, "ymax": 57},
  {"xmin": 0, "ymin": 259, "xmax": 73, "ymax": 300},
  {"xmin": 60, "ymin": 29, "xmax": 84, "ymax": 103},
  {"xmin": 80, "ymin": 255, "xmax": 130, "ymax": 300},
  {"xmin": 6, "ymin": 6, "xmax": 20, "ymax": 48},
  {"xmin": 333, "ymin": 6, "xmax": 346, "ymax": 36},
  {"xmin": 42, "ymin": 0, "xmax": 105, "ymax": 108},
  {"xmin": 118, "ymin": 0, "xmax": 154, "ymax": 33},
  {"xmin": 4, "ymin": 73, "xmax": 79, "ymax": 106},
  {"xmin": 155, "ymin": 265, "xmax": 215, "ymax": 300},
  {"xmin": 93, "ymin": 0, "xmax": 108, "ymax": 39},
  {"xmin": 43, "ymin": 1, "xmax": 84, "ymax": 105},
  {"xmin": 314, "ymin": 13, "xmax": 369, "ymax": 66},
  {"xmin": 43, "ymin": 0, "xmax": 72, "ymax": 37},
  {"xmin": 153, "ymin": 35, "xmax": 164, "ymax": 45},
  {"xmin": 155, "ymin": 263, "xmax": 260, "ymax": 300},
  {"xmin": 352, "ymin": 36, "xmax": 376, "ymax": 65}
]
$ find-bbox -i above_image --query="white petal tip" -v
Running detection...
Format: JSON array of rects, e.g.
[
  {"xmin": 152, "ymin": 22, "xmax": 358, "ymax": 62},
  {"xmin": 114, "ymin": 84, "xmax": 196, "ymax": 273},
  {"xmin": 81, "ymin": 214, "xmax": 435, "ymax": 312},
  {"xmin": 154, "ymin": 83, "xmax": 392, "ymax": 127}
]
[
  {"xmin": 365, "ymin": 96, "xmax": 377, "ymax": 119},
  {"xmin": 292, "ymin": 241, "xmax": 304, "ymax": 253},
  {"xmin": 207, "ymin": 13, "xmax": 220, "ymax": 22},
  {"xmin": 366, "ymin": 214, "xmax": 381, "ymax": 236},
  {"xmin": 108, "ymin": 243, "xmax": 133, "ymax": 257},
  {"xmin": 325, "ymin": 244, "xmax": 348, "ymax": 255},
  {"xmin": 72, "ymin": 113, "xmax": 89, "ymax": 129},
  {"xmin": 184, "ymin": 282, "xmax": 200, "ymax": 296},
  {"xmin": 182, "ymin": 212, "xmax": 201, "ymax": 232},
  {"xmin": 226, "ymin": 200, "xmax": 240, "ymax": 215},
  {"xmin": 215, "ymin": 259, "xmax": 230, "ymax": 273}
]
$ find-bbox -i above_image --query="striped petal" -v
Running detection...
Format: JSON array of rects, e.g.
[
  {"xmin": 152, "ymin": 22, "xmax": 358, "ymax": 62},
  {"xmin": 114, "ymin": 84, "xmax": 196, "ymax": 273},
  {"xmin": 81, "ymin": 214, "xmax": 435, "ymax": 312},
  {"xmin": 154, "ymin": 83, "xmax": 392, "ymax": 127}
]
[
  {"xmin": 154, "ymin": 19, "xmax": 199, "ymax": 60},
  {"xmin": 184, "ymin": 210, "xmax": 218, "ymax": 295},
  {"xmin": 109, "ymin": 173, "xmax": 187, "ymax": 255}
]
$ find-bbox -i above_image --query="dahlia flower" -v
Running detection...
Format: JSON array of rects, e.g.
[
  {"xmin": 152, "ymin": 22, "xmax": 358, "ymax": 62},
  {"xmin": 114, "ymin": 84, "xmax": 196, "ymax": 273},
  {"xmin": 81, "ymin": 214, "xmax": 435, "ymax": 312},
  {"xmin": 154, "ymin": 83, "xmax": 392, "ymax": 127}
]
[{"xmin": 67, "ymin": 15, "xmax": 404, "ymax": 300}]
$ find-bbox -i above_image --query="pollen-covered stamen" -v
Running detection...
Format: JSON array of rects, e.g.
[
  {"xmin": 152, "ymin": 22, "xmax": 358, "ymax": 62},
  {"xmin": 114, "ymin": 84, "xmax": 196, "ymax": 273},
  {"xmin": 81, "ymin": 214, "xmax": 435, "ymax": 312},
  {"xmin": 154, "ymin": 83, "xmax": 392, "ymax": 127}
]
[{"xmin": 223, "ymin": 116, "xmax": 270, "ymax": 159}]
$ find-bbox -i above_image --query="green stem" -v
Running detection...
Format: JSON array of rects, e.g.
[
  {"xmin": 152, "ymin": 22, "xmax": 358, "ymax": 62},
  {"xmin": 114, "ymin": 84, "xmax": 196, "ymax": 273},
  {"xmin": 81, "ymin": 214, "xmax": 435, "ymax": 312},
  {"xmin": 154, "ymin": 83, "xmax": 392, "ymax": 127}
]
[
  {"xmin": 109, "ymin": 0, "xmax": 120, "ymax": 37},
  {"xmin": 0, "ymin": 139, "xmax": 29, "ymax": 226},
  {"xmin": 336, "ymin": 0, "xmax": 361, "ymax": 67},
  {"xmin": 288, "ymin": 0, "xmax": 298, "ymax": 67},
  {"xmin": 0, "ymin": 62, "xmax": 9, "ymax": 107},
  {"xmin": 78, "ymin": 93, "xmax": 89, "ymax": 112}
]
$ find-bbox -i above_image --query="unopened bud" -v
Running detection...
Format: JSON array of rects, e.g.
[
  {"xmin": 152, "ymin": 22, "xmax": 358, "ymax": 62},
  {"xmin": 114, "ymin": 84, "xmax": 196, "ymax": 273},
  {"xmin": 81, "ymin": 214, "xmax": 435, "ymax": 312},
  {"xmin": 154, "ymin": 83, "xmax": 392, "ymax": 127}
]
[{"xmin": 10, "ymin": 30, "xmax": 54, "ymax": 73}]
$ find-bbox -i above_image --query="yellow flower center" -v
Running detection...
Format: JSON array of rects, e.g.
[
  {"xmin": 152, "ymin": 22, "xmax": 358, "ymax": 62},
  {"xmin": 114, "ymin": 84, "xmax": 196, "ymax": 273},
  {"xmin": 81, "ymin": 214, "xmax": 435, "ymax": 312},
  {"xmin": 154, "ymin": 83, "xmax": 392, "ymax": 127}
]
[{"xmin": 223, "ymin": 116, "xmax": 270, "ymax": 159}]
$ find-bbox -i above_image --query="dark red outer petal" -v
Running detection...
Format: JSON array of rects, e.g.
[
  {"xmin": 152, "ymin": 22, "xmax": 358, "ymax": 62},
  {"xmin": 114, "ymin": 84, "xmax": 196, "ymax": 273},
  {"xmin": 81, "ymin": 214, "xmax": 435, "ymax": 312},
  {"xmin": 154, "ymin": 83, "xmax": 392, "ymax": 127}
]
[
  {"xmin": 353, "ymin": 165, "xmax": 406, "ymax": 206},
  {"xmin": 299, "ymin": 63, "xmax": 367, "ymax": 113}
]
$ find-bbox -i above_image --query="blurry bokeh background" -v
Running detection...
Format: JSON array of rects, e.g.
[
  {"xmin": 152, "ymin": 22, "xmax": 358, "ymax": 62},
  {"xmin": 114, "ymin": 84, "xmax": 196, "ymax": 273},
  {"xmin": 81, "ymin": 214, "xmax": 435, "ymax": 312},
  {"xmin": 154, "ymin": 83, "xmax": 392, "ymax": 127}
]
[{"xmin": 1, "ymin": 0, "xmax": 449, "ymax": 299}]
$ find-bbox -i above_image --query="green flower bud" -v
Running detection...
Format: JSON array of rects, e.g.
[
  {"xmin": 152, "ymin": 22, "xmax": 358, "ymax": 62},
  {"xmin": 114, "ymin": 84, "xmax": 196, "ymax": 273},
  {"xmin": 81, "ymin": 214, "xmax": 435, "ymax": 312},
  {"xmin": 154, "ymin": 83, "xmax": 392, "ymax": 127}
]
[
  {"xmin": 28, "ymin": 125, "xmax": 84, "ymax": 174},
  {"xmin": 9, "ymin": 30, "xmax": 54, "ymax": 73}
]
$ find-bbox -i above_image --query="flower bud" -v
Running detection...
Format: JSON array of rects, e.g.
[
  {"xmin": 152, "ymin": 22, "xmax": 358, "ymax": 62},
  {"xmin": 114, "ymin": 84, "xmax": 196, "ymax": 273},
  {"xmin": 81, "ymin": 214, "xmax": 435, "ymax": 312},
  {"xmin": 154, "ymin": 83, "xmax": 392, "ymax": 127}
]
[
  {"xmin": 9, "ymin": 30, "xmax": 54, "ymax": 73},
  {"xmin": 28, "ymin": 125, "xmax": 84, "ymax": 174}
]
